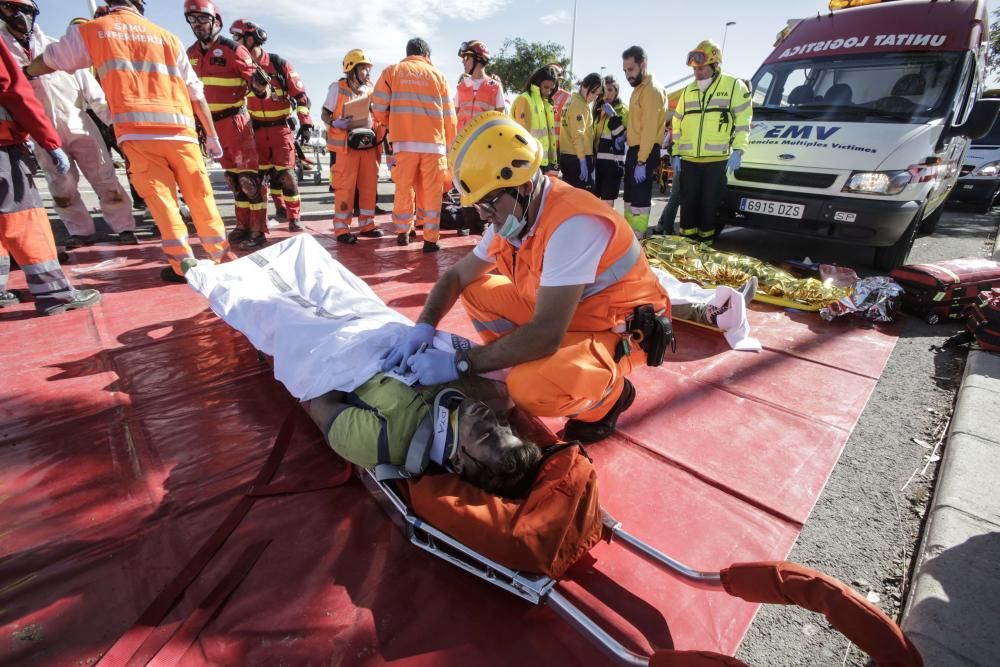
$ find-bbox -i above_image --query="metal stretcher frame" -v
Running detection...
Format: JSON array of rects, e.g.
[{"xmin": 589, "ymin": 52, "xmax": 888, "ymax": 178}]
[{"xmin": 357, "ymin": 467, "xmax": 724, "ymax": 667}]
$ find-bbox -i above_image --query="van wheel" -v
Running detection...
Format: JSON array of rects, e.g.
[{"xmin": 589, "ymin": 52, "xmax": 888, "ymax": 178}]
[
  {"xmin": 873, "ymin": 212, "xmax": 920, "ymax": 272},
  {"xmin": 917, "ymin": 204, "xmax": 944, "ymax": 235}
]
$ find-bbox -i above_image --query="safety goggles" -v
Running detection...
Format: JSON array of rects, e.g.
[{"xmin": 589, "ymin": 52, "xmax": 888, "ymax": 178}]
[
  {"xmin": 185, "ymin": 13, "xmax": 214, "ymax": 25},
  {"xmin": 0, "ymin": 3, "xmax": 38, "ymax": 17},
  {"xmin": 686, "ymin": 50, "xmax": 708, "ymax": 67}
]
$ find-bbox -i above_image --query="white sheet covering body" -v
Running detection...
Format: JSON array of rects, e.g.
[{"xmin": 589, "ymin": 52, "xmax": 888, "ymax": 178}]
[
  {"xmin": 652, "ymin": 268, "xmax": 761, "ymax": 352},
  {"xmin": 186, "ymin": 234, "xmax": 464, "ymax": 400}
]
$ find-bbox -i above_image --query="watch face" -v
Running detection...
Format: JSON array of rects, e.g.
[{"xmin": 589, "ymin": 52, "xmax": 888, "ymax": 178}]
[{"xmin": 457, "ymin": 359, "xmax": 470, "ymax": 373}]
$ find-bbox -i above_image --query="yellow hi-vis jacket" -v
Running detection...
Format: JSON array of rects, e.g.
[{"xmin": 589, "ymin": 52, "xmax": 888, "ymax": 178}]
[
  {"xmin": 672, "ymin": 72, "xmax": 751, "ymax": 162},
  {"xmin": 559, "ymin": 91, "xmax": 595, "ymax": 159},
  {"xmin": 625, "ymin": 73, "xmax": 667, "ymax": 163},
  {"xmin": 511, "ymin": 84, "xmax": 557, "ymax": 167}
]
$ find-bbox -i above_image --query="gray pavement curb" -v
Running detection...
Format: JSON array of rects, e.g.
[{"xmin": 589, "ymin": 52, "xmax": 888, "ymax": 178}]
[{"xmin": 901, "ymin": 350, "xmax": 1000, "ymax": 666}]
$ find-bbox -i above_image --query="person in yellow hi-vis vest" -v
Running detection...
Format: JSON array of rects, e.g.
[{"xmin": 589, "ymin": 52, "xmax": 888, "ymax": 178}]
[
  {"xmin": 27, "ymin": 0, "xmax": 232, "ymax": 283},
  {"xmin": 510, "ymin": 65, "xmax": 558, "ymax": 172},
  {"xmin": 672, "ymin": 39, "xmax": 751, "ymax": 246}
]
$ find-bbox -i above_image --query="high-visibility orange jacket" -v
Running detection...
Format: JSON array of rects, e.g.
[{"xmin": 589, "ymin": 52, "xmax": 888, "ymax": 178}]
[
  {"xmin": 487, "ymin": 176, "xmax": 669, "ymax": 331},
  {"xmin": 186, "ymin": 36, "xmax": 255, "ymax": 117},
  {"xmin": 325, "ymin": 78, "xmax": 383, "ymax": 154},
  {"xmin": 456, "ymin": 75, "xmax": 502, "ymax": 133},
  {"xmin": 372, "ymin": 55, "xmax": 456, "ymax": 154},
  {"xmin": 76, "ymin": 10, "xmax": 197, "ymax": 143},
  {"xmin": 0, "ymin": 36, "xmax": 60, "ymax": 149},
  {"xmin": 246, "ymin": 51, "xmax": 311, "ymax": 126},
  {"xmin": 551, "ymin": 87, "xmax": 570, "ymax": 145}
]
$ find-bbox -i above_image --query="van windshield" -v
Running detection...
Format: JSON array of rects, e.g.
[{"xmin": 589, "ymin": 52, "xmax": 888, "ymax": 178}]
[{"xmin": 752, "ymin": 52, "xmax": 963, "ymax": 123}]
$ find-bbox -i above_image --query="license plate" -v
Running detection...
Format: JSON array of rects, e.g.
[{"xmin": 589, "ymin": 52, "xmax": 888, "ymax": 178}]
[
  {"xmin": 963, "ymin": 184, "xmax": 974, "ymax": 189},
  {"xmin": 739, "ymin": 198, "xmax": 805, "ymax": 219}
]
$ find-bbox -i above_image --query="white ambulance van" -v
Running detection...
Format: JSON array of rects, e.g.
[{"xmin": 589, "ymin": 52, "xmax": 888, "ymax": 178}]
[{"xmin": 720, "ymin": 0, "xmax": 996, "ymax": 270}]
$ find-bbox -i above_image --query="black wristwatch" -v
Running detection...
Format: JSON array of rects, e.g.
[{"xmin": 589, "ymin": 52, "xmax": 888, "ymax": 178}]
[
  {"xmin": 21, "ymin": 65, "xmax": 36, "ymax": 81},
  {"xmin": 455, "ymin": 349, "xmax": 473, "ymax": 377}
]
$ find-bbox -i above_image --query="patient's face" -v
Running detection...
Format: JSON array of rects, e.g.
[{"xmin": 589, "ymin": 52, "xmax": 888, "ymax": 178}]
[{"xmin": 453, "ymin": 400, "xmax": 514, "ymax": 474}]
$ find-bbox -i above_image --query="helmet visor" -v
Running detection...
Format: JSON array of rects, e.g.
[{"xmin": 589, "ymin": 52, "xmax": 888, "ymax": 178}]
[{"xmin": 686, "ymin": 50, "xmax": 708, "ymax": 67}]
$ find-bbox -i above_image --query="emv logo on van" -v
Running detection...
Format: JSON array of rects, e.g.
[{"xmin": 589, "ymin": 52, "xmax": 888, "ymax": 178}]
[{"xmin": 764, "ymin": 125, "xmax": 840, "ymax": 140}]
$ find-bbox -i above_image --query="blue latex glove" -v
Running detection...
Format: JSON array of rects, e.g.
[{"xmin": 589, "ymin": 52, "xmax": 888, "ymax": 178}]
[
  {"xmin": 671, "ymin": 156, "xmax": 682, "ymax": 176},
  {"xmin": 48, "ymin": 148, "xmax": 71, "ymax": 175},
  {"xmin": 407, "ymin": 348, "xmax": 458, "ymax": 386},
  {"xmin": 727, "ymin": 150, "xmax": 743, "ymax": 172},
  {"xmin": 633, "ymin": 162, "xmax": 647, "ymax": 184},
  {"xmin": 330, "ymin": 117, "xmax": 351, "ymax": 130},
  {"xmin": 613, "ymin": 134, "xmax": 626, "ymax": 153},
  {"xmin": 380, "ymin": 322, "xmax": 436, "ymax": 372},
  {"xmin": 579, "ymin": 157, "xmax": 590, "ymax": 182},
  {"xmin": 601, "ymin": 102, "xmax": 616, "ymax": 117}
]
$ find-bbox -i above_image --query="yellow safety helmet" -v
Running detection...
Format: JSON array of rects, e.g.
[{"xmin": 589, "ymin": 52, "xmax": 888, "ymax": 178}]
[
  {"xmin": 686, "ymin": 39, "xmax": 722, "ymax": 68},
  {"xmin": 448, "ymin": 111, "xmax": 542, "ymax": 207},
  {"xmin": 343, "ymin": 49, "xmax": 372, "ymax": 74}
]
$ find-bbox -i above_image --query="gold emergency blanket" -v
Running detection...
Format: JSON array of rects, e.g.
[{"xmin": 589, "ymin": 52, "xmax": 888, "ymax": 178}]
[{"xmin": 642, "ymin": 236, "xmax": 852, "ymax": 310}]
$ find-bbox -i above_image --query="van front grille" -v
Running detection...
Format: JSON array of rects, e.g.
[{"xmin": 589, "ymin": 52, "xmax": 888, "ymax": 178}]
[{"xmin": 734, "ymin": 168, "xmax": 837, "ymax": 189}]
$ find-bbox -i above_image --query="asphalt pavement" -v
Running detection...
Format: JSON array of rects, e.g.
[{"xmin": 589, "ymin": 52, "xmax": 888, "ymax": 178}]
[{"xmin": 46, "ymin": 169, "xmax": 1000, "ymax": 666}]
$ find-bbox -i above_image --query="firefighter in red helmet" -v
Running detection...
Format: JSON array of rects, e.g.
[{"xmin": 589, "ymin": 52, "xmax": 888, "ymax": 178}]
[{"xmin": 183, "ymin": 0, "xmax": 272, "ymax": 248}]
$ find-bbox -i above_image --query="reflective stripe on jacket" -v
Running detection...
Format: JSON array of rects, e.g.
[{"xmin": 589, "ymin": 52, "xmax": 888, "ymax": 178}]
[
  {"xmin": 559, "ymin": 91, "xmax": 594, "ymax": 159},
  {"xmin": 672, "ymin": 72, "xmax": 751, "ymax": 160},
  {"xmin": 456, "ymin": 76, "xmax": 501, "ymax": 133},
  {"xmin": 187, "ymin": 36, "xmax": 254, "ymax": 114},
  {"xmin": 512, "ymin": 85, "xmax": 556, "ymax": 167},
  {"xmin": 77, "ymin": 12, "xmax": 197, "ymax": 142},
  {"xmin": 625, "ymin": 74, "xmax": 667, "ymax": 163},
  {"xmin": 593, "ymin": 99, "xmax": 628, "ymax": 163},
  {"xmin": 486, "ymin": 176, "xmax": 670, "ymax": 331},
  {"xmin": 372, "ymin": 55, "xmax": 456, "ymax": 155}
]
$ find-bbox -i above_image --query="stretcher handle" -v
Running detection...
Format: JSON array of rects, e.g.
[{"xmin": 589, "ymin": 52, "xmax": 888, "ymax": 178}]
[
  {"xmin": 720, "ymin": 562, "xmax": 923, "ymax": 667},
  {"xmin": 602, "ymin": 510, "xmax": 723, "ymax": 591}
]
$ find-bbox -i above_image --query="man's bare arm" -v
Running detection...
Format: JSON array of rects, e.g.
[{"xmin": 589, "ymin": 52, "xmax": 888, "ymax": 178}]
[
  {"xmin": 25, "ymin": 55, "xmax": 54, "ymax": 77},
  {"xmin": 467, "ymin": 284, "xmax": 585, "ymax": 374}
]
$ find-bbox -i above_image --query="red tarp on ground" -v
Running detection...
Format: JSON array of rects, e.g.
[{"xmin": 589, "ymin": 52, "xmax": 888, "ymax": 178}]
[{"xmin": 0, "ymin": 219, "xmax": 899, "ymax": 666}]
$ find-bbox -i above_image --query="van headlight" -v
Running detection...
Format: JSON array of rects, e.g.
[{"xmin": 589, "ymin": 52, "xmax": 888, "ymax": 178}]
[
  {"xmin": 842, "ymin": 170, "xmax": 912, "ymax": 195},
  {"xmin": 972, "ymin": 161, "xmax": 1000, "ymax": 177}
]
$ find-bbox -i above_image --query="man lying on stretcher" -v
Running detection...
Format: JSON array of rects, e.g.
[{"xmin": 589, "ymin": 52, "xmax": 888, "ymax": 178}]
[{"xmin": 302, "ymin": 372, "xmax": 542, "ymax": 498}]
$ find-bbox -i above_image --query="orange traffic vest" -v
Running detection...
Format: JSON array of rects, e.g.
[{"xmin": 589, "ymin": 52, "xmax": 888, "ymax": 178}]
[
  {"xmin": 326, "ymin": 78, "xmax": 371, "ymax": 154},
  {"xmin": 77, "ymin": 8, "xmax": 197, "ymax": 142},
  {"xmin": 456, "ymin": 76, "xmax": 501, "ymax": 133},
  {"xmin": 488, "ymin": 176, "xmax": 669, "ymax": 331},
  {"xmin": 372, "ymin": 55, "xmax": 455, "ymax": 154}
]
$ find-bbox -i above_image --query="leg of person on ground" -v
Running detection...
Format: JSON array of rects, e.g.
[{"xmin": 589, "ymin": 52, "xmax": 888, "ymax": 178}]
[
  {"xmin": 390, "ymin": 152, "xmax": 417, "ymax": 246},
  {"xmin": 0, "ymin": 147, "xmax": 99, "ymax": 315},
  {"xmin": 415, "ymin": 154, "xmax": 445, "ymax": 253}
]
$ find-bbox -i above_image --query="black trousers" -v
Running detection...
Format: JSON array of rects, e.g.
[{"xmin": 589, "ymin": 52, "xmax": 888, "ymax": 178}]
[
  {"xmin": 656, "ymin": 167, "xmax": 682, "ymax": 233},
  {"xmin": 678, "ymin": 159, "xmax": 727, "ymax": 242},
  {"xmin": 558, "ymin": 153, "xmax": 593, "ymax": 190}
]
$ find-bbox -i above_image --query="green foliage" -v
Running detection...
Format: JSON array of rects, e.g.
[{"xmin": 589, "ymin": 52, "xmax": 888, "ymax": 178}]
[
  {"xmin": 991, "ymin": 8, "xmax": 1000, "ymax": 78},
  {"xmin": 489, "ymin": 38, "xmax": 572, "ymax": 94}
]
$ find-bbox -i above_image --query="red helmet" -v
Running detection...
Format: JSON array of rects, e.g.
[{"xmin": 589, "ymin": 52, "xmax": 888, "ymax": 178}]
[
  {"xmin": 183, "ymin": 0, "xmax": 221, "ymax": 24},
  {"xmin": 458, "ymin": 40, "xmax": 490, "ymax": 64},
  {"xmin": 230, "ymin": 19, "xmax": 267, "ymax": 44}
]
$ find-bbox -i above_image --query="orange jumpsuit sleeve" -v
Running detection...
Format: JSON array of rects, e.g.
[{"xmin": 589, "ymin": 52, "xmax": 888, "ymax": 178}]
[
  {"xmin": 283, "ymin": 60, "xmax": 312, "ymax": 125},
  {"xmin": 372, "ymin": 66, "xmax": 392, "ymax": 130}
]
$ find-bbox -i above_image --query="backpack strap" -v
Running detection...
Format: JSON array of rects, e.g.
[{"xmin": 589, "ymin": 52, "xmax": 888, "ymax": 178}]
[{"xmin": 267, "ymin": 52, "xmax": 289, "ymax": 95}]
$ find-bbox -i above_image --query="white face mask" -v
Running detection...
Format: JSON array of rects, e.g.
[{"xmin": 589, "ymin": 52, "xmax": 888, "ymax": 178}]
[{"xmin": 497, "ymin": 188, "xmax": 533, "ymax": 240}]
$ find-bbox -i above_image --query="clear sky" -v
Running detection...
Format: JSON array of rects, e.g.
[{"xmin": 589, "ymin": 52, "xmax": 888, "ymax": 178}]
[{"xmin": 36, "ymin": 0, "xmax": 998, "ymax": 112}]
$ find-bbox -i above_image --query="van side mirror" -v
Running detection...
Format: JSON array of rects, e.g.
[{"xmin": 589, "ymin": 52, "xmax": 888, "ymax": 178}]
[{"xmin": 943, "ymin": 98, "xmax": 1000, "ymax": 142}]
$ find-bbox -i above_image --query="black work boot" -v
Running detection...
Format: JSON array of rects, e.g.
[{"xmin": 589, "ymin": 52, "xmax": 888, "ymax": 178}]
[
  {"xmin": 227, "ymin": 227, "xmax": 250, "ymax": 244},
  {"xmin": 562, "ymin": 379, "xmax": 636, "ymax": 444},
  {"xmin": 41, "ymin": 289, "xmax": 101, "ymax": 316},
  {"xmin": 65, "ymin": 234, "xmax": 96, "ymax": 250},
  {"xmin": 336, "ymin": 233, "xmax": 358, "ymax": 245},
  {"xmin": 288, "ymin": 220, "xmax": 303, "ymax": 232},
  {"xmin": 422, "ymin": 241, "xmax": 440, "ymax": 253},
  {"xmin": 0, "ymin": 290, "xmax": 20, "ymax": 308},
  {"xmin": 161, "ymin": 267, "xmax": 187, "ymax": 283},
  {"xmin": 360, "ymin": 229, "xmax": 384, "ymax": 238},
  {"xmin": 396, "ymin": 233, "xmax": 410, "ymax": 246}
]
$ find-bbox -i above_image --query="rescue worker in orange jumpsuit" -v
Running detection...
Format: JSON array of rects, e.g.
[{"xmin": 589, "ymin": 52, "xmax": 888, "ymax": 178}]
[
  {"xmin": 382, "ymin": 112, "xmax": 671, "ymax": 444},
  {"xmin": 372, "ymin": 37, "xmax": 456, "ymax": 253},
  {"xmin": 184, "ymin": 0, "xmax": 271, "ymax": 249},
  {"xmin": 230, "ymin": 19, "xmax": 312, "ymax": 234},
  {"xmin": 321, "ymin": 49, "xmax": 384, "ymax": 245},
  {"xmin": 1, "ymin": 35, "xmax": 100, "ymax": 315},
  {"xmin": 28, "ymin": 0, "xmax": 233, "ymax": 284}
]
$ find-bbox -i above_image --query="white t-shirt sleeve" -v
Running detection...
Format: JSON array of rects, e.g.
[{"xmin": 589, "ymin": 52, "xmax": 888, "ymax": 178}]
[
  {"xmin": 472, "ymin": 224, "xmax": 498, "ymax": 263},
  {"xmin": 41, "ymin": 26, "xmax": 91, "ymax": 72},
  {"xmin": 323, "ymin": 82, "xmax": 339, "ymax": 114},
  {"xmin": 176, "ymin": 48, "xmax": 204, "ymax": 100},
  {"xmin": 493, "ymin": 81, "xmax": 506, "ymax": 110},
  {"xmin": 540, "ymin": 215, "xmax": 613, "ymax": 287}
]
